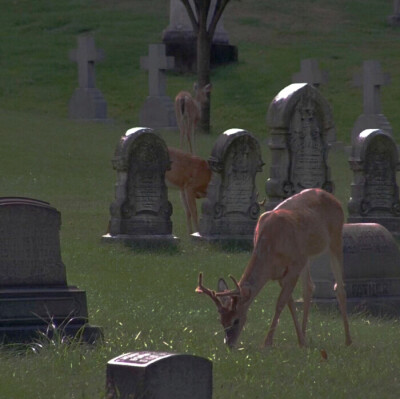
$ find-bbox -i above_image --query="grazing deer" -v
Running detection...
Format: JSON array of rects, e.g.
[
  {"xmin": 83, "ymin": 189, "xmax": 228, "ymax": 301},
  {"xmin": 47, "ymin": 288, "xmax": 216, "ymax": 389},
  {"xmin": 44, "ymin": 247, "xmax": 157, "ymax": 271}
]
[
  {"xmin": 196, "ymin": 188, "xmax": 352, "ymax": 348},
  {"xmin": 166, "ymin": 147, "xmax": 211, "ymax": 234},
  {"xmin": 175, "ymin": 83, "xmax": 212, "ymax": 154}
]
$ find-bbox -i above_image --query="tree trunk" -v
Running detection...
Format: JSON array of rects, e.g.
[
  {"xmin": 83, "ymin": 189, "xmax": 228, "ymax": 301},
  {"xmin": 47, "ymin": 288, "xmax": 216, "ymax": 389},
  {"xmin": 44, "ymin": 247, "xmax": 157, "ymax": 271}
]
[{"xmin": 197, "ymin": 13, "xmax": 212, "ymax": 133}]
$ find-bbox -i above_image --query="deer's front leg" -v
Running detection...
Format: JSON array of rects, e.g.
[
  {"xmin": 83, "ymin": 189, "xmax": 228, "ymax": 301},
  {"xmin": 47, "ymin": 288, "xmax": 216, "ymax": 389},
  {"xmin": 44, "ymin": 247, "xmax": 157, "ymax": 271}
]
[
  {"xmin": 180, "ymin": 189, "xmax": 193, "ymax": 234},
  {"xmin": 263, "ymin": 274, "xmax": 299, "ymax": 347}
]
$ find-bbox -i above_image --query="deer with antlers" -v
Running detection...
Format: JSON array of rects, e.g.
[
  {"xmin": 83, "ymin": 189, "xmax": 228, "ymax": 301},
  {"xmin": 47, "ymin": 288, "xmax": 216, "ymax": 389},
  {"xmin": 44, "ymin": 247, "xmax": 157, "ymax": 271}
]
[
  {"xmin": 175, "ymin": 83, "xmax": 212, "ymax": 154},
  {"xmin": 166, "ymin": 147, "xmax": 211, "ymax": 235},
  {"xmin": 196, "ymin": 188, "xmax": 352, "ymax": 348}
]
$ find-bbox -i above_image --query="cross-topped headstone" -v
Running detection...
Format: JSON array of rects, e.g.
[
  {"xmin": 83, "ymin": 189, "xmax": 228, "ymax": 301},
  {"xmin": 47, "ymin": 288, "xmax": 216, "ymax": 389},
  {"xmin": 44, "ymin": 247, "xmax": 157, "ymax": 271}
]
[
  {"xmin": 353, "ymin": 60, "xmax": 390, "ymax": 115},
  {"xmin": 68, "ymin": 34, "xmax": 108, "ymax": 121},
  {"xmin": 139, "ymin": 44, "xmax": 176, "ymax": 128},
  {"xmin": 292, "ymin": 59, "xmax": 329, "ymax": 87},
  {"xmin": 140, "ymin": 44, "xmax": 174, "ymax": 97},
  {"xmin": 69, "ymin": 34, "xmax": 105, "ymax": 89},
  {"xmin": 351, "ymin": 60, "xmax": 392, "ymax": 145}
]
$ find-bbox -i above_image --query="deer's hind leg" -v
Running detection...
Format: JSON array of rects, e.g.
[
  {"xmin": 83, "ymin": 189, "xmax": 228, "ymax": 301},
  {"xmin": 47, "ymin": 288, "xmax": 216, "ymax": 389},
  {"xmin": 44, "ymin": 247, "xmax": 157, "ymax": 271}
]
[
  {"xmin": 300, "ymin": 261, "xmax": 315, "ymax": 340},
  {"xmin": 329, "ymin": 235, "xmax": 352, "ymax": 346}
]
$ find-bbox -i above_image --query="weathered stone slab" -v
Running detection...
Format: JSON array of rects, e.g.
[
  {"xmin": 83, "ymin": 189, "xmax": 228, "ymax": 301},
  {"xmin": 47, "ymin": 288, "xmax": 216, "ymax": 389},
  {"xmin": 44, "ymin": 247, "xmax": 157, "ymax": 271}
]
[
  {"xmin": 106, "ymin": 351, "xmax": 212, "ymax": 399},
  {"xmin": 265, "ymin": 83, "xmax": 334, "ymax": 210},
  {"xmin": 387, "ymin": 0, "xmax": 400, "ymax": 26},
  {"xmin": 139, "ymin": 44, "xmax": 176, "ymax": 129},
  {"xmin": 0, "ymin": 198, "xmax": 102, "ymax": 343},
  {"xmin": 348, "ymin": 129, "xmax": 400, "ymax": 236},
  {"xmin": 193, "ymin": 129, "xmax": 264, "ymax": 244},
  {"xmin": 68, "ymin": 34, "xmax": 108, "ymax": 121},
  {"xmin": 103, "ymin": 128, "xmax": 178, "ymax": 246},
  {"xmin": 310, "ymin": 223, "xmax": 400, "ymax": 317}
]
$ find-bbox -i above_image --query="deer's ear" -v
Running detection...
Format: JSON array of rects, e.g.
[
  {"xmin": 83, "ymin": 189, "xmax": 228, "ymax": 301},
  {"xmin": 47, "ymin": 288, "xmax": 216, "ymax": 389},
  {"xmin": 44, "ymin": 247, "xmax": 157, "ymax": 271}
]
[
  {"xmin": 204, "ymin": 83, "xmax": 212, "ymax": 92},
  {"xmin": 218, "ymin": 278, "xmax": 229, "ymax": 292}
]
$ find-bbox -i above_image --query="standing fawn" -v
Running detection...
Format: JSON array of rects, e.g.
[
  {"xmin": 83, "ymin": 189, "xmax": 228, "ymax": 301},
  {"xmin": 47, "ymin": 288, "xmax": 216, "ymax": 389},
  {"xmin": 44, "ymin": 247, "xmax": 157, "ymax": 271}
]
[
  {"xmin": 196, "ymin": 188, "xmax": 352, "ymax": 348},
  {"xmin": 175, "ymin": 83, "xmax": 212, "ymax": 154},
  {"xmin": 166, "ymin": 147, "xmax": 211, "ymax": 235}
]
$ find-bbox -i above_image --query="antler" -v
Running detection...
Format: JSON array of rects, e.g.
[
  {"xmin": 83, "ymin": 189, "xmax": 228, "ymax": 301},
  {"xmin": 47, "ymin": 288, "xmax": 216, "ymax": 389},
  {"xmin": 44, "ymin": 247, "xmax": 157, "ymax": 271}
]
[
  {"xmin": 195, "ymin": 273, "xmax": 223, "ymax": 309},
  {"xmin": 215, "ymin": 275, "xmax": 242, "ymax": 297}
]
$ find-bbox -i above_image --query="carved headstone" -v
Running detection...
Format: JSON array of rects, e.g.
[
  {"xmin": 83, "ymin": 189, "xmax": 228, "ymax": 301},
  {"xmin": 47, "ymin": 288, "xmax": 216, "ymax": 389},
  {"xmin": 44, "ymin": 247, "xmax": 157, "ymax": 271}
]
[
  {"xmin": 351, "ymin": 60, "xmax": 392, "ymax": 146},
  {"xmin": 139, "ymin": 44, "xmax": 176, "ymax": 129},
  {"xmin": 103, "ymin": 127, "xmax": 178, "ymax": 246},
  {"xmin": 106, "ymin": 351, "xmax": 212, "ymax": 399},
  {"xmin": 387, "ymin": 0, "xmax": 400, "ymax": 26},
  {"xmin": 265, "ymin": 83, "xmax": 334, "ymax": 210},
  {"xmin": 192, "ymin": 129, "xmax": 264, "ymax": 244},
  {"xmin": 0, "ymin": 198, "xmax": 102, "ymax": 343},
  {"xmin": 162, "ymin": 0, "xmax": 238, "ymax": 73},
  {"xmin": 348, "ymin": 128, "xmax": 400, "ymax": 235},
  {"xmin": 310, "ymin": 223, "xmax": 400, "ymax": 316},
  {"xmin": 68, "ymin": 34, "xmax": 108, "ymax": 121}
]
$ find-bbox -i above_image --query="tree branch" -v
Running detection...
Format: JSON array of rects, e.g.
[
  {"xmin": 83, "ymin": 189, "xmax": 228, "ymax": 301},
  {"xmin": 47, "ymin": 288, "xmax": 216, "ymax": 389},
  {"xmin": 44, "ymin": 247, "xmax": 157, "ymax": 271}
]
[
  {"xmin": 179, "ymin": 0, "xmax": 199, "ymax": 33},
  {"xmin": 208, "ymin": 0, "xmax": 230, "ymax": 39}
]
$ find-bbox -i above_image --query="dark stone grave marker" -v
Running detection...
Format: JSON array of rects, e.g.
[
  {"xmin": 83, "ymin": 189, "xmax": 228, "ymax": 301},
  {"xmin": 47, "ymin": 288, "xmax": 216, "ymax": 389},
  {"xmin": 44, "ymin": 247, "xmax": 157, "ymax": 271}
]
[
  {"xmin": 0, "ymin": 198, "xmax": 102, "ymax": 343},
  {"xmin": 192, "ymin": 129, "xmax": 264, "ymax": 244},
  {"xmin": 103, "ymin": 127, "xmax": 178, "ymax": 246},
  {"xmin": 265, "ymin": 83, "xmax": 334, "ymax": 210},
  {"xmin": 106, "ymin": 351, "xmax": 212, "ymax": 399},
  {"xmin": 348, "ymin": 128, "xmax": 400, "ymax": 236}
]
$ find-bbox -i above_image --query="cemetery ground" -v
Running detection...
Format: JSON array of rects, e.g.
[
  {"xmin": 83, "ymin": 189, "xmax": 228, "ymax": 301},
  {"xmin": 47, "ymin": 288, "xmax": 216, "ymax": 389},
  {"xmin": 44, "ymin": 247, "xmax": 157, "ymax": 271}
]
[{"xmin": 1, "ymin": 0, "xmax": 400, "ymax": 397}]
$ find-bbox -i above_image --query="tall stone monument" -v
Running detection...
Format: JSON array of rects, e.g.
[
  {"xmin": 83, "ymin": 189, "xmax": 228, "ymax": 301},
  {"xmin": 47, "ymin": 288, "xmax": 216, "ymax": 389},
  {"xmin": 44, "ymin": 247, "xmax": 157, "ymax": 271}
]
[
  {"xmin": 103, "ymin": 127, "xmax": 178, "ymax": 246},
  {"xmin": 68, "ymin": 34, "xmax": 108, "ymax": 121},
  {"xmin": 265, "ymin": 83, "xmax": 334, "ymax": 210},
  {"xmin": 0, "ymin": 198, "xmax": 102, "ymax": 343},
  {"xmin": 162, "ymin": 0, "xmax": 238, "ymax": 73},
  {"xmin": 106, "ymin": 351, "xmax": 212, "ymax": 399},
  {"xmin": 351, "ymin": 60, "xmax": 392, "ymax": 146},
  {"xmin": 348, "ymin": 128, "xmax": 400, "ymax": 236},
  {"xmin": 192, "ymin": 129, "xmax": 264, "ymax": 244},
  {"xmin": 387, "ymin": 0, "xmax": 400, "ymax": 26},
  {"xmin": 139, "ymin": 44, "xmax": 177, "ymax": 129}
]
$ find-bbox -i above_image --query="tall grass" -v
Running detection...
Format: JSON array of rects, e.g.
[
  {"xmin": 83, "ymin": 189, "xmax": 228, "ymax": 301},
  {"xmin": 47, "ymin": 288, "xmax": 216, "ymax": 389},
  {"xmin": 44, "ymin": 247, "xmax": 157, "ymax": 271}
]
[{"xmin": 1, "ymin": 0, "xmax": 400, "ymax": 398}]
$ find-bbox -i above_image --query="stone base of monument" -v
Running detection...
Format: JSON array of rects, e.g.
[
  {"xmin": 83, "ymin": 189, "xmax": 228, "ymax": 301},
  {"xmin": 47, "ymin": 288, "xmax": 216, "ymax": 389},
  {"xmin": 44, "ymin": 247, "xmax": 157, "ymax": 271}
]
[
  {"xmin": 68, "ymin": 88, "xmax": 109, "ymax": 122},
  {"xmin": 139, "ymin": 96, "xmax": 177, "ymax": 129},
  {"xmin": 388, "ymin": 14, "xmax": 400, "ymax": 26},
  {"xmin": 163, "ymin": 36, "xmax": 238, "ymax": 73},
  {"xmin": 305, "ymin": 223, "xmax": 400, "ymax": 318},
  {"xmin": 191, "ymin": 232, "xmax": 253, "ymax": 249},
  {"xmin": 0, "ymin": 286, "xmax": 103, "ymax": 344},
  {"xmin": 102, "ymin": 233, "xmax": 179, "ymax": 248}
]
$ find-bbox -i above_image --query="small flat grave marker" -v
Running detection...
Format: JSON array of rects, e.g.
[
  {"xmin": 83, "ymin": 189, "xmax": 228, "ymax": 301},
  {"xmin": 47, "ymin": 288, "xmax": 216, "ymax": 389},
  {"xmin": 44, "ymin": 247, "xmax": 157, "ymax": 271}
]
[{"xmin": 106, "ymin": 351, "xmax": 212, "ymax": 399}]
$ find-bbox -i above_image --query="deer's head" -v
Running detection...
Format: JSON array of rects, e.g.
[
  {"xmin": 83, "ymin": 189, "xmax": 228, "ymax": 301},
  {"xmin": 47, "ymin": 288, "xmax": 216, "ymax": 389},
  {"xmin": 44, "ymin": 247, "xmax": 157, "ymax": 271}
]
[{"xmin": 196, "ymin": 273, "xmax": 250, "ymax": 348}]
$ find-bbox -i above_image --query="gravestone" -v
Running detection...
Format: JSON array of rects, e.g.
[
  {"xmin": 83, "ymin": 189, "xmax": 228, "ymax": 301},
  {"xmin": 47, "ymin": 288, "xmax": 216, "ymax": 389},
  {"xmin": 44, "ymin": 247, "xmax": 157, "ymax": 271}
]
[
  {"xmin": 292, "ymin": 59, "xmax": 342, "ymax": 150},
  {"xmin": 192, "ymin": 129, "xmax": 264, "ymax": 244},
  {"xmin": 0, "ymin": 198, "xmax": 102, "ymax": 343},
  {"xmin": 309, "ymin": 223, "xmax": 400, "ymax": 317},
  {"xmin": 102, "ymin": 127, "xmax": 178, "ymax": 246},
  {"xmin": 265, "ymin": 83, "xmax": 334, "ymax": 210},
  {"xmin": 348, "ymin": 128, "xmax": 400, "ymax": 235},
  {"xmin": 139, "ymin": 44, "xmax": 176, "ymax": 129},
  {"xmin": 351, "ymin": 60, "xmax": 392, "ymax": 146},
  {"xmin": 68, "ymin": 34, "xmax": 108, "ymax": 121},
  {"xmin": 387, "ymin": 0, "xmax": 400, "ymax": 26},
  {"xmin": 106, "ymin": 351, "xmax": 212, "ymax": 399},
  {"xmin": 162, "ymin": 0, "xmax": 238, "ymax": 73}
]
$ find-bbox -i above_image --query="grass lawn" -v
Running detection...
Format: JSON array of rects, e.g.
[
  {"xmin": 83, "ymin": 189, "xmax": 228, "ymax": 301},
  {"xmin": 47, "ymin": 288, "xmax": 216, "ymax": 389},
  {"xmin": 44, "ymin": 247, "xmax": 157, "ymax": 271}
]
[{"xmin": 1, "ymin": 0, "xmax": 400, "ymax": 398}]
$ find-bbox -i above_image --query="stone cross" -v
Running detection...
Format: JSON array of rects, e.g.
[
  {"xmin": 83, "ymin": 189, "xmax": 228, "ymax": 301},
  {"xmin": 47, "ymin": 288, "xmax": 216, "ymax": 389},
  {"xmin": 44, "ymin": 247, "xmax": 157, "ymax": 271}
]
[
  {"xmin": 292, "ymin": 59, "xmax": 328, "ymax": 87},
  {"xmin": 140, "ymin": 44, "xmax": 174, "ymax": 97},
  {"xmin": 69, "ymin": 34, "xmax": 105, "ymax": 89},
  {"xmin": 353, "ymin": 60, "xmax": 390, "ymax": 115}
]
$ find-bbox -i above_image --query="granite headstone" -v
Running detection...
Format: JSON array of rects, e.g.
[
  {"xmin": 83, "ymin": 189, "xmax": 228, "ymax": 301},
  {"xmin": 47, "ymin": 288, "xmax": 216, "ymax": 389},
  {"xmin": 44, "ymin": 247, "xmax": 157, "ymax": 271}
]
[
  {"xmin": 348, "ymin": 128, "xmax": 400, "ymax": 235},
  {"xmin": 265, "ymin": 83, "xmax": 334, "ymax": 210},
  {"xmin": 193, "ymin": 129, "xmax": 264, "ymax": 244},
  {"xmin": 0, "ymin": 198, "xmax": 102, "ymax": 343},
  {"xmin": 103, "ymin": 127, "xmax": 178, "ymax": 246},
  {"xmin": 106, "ymin": 351, "xmax": 212, "ymax": 399}
]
